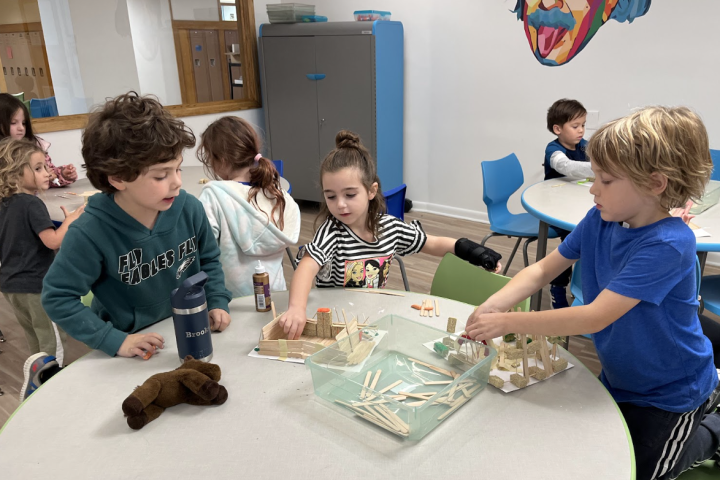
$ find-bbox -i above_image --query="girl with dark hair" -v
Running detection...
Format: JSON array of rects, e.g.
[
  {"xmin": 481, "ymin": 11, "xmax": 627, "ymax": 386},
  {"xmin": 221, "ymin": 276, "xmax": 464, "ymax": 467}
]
[
  {"xmin": 278, "ymin": 130, "xmax": 502, "ymax": 339},
  {"xmin": 197, "ymin": 116, "xmax": 300, "ymax": 297},
  {"xmin": 0, "ymin": 93, "xmax": 77, "ymax": 187}
]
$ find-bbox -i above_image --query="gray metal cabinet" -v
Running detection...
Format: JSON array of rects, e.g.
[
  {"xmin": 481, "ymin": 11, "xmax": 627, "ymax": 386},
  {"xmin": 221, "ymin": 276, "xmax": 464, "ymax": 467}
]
[{"xmin": 259, "ymin": 22, "xmax": 404, "ymax": 202}]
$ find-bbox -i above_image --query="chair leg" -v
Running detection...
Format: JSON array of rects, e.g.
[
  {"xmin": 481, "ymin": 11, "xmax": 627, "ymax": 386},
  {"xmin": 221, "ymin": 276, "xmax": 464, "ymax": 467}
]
[
  {"xmin": 395, "ymin": 256, "xmax": 410, "ymax": 292},
  {"xmin": 286, "ymin": 247, "xmax": 297, "ymax": 271},
  {"xmin": 522, "ymin": 237, "xmax": 538, "ymax": 268},
  {"xmin": 502, "ymin": 237, "xmax": 522, "ymax": 276},
  {"xmin": 480, "ymin": 232, "xmax": 503, "ymax": 246}
]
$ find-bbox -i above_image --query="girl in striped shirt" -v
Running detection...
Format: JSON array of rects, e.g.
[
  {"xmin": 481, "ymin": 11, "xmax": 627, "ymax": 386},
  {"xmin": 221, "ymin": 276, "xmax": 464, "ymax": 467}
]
[{"xmin": 279, "ymin": 130, "xmax": 501, "ymax": 339}]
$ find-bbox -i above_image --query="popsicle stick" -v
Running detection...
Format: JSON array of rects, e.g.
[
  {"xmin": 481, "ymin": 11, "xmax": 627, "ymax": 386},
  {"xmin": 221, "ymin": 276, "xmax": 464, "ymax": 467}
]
[
  {"xmin": 369, "ymin": 369, "xmax": 382, "ymax": 393},
  {"xmin": 379, "ymin": 379, "xmax": 403, "ymax": 394},
  {"xmin": 435, "ymin": 299, "xmax": 440, "ymax": 317},
  {"xmin": 424, "ymin": 380, "xmax": 453, "ymax": 385},
  {"xmin": 361, "ymin": 371, "xmax": 372, "ymax": 399},
  {"xmin": 343, "ymin": 288, "xmax": 405, "ymax": 297},
  {"xmin": 271, "ymin": 301, "xmax": 277, "ymax": 320},
  {"xmin": 407, "ymin": 357, "xmax": 455, "ymax": 378}
]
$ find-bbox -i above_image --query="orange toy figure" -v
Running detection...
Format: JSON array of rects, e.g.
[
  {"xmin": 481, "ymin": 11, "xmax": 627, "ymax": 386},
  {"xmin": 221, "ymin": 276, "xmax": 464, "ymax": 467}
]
[{"xmin": 121, "ymin": 355, "xmax": 228, "ymax": 429}]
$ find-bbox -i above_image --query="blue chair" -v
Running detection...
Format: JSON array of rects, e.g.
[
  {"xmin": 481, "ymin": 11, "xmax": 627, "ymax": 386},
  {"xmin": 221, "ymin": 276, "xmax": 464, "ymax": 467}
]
[
  {"xmin": 481, "ymin": 154, "xmax": 560, "ymax": 275},
  {"xmin": 710, "ymin": 149, "xmax": 720, "ymax": 181},
  {"xmin": 700, "ymin": 272, "xmax": 720, "ymax": 318},
  {"xmin": 384, "ymin": 184, "xmax": 409, "ymax": 291},
  {"xmin": 272, "ymin": 159, "xmax": 284, "ymax": 177},
  {"xmin": 30, "ymin": 96, "xmax": 58, "ymax": 118}
]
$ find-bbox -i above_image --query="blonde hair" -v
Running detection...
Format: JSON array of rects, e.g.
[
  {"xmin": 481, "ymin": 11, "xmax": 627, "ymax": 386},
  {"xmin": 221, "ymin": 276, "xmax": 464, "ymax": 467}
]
[
  {"xmin": 587, "ymin": 106, "xmax": 713, "ymax": 210},
  {"xmin": 344, "ymin": 260, "xmax": 364, "ymax": 284},
  {"xmin": 0, "ymin": 137, "xmax": 44, "ymax": 199}
]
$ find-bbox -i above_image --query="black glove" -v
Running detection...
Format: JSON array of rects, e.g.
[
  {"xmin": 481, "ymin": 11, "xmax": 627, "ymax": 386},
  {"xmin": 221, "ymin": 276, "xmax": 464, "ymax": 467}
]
[{"xmin": 455, "ymin": 238, "xmax": 502, "ymax": 272}]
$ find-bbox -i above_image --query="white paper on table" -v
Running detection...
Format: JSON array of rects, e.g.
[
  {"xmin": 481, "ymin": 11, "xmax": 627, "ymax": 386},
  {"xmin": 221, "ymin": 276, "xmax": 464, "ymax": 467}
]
[
  {"xmin": 693, "ymin": 228, "xmax": 711, "ymax": 238},
  {"xmin": 248, "ymin": 330, "xmax": 388, "ymax": 373},
  {"xmin": 422, "ymin": 337, "xmax": 574, "ymax": 393}
]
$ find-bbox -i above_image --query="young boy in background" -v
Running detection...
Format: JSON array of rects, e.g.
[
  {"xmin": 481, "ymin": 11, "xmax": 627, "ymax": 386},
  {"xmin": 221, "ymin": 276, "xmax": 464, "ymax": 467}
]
[{"xmin": 543, "ymin": 99, "xmax": 593, "ymax": 308}]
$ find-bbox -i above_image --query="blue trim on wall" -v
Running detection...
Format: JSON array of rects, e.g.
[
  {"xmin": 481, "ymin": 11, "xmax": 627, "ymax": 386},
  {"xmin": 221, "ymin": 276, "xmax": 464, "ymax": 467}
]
[{"xmin": 373, "ymin": 21, "xmax": 404, "ymax": 191}]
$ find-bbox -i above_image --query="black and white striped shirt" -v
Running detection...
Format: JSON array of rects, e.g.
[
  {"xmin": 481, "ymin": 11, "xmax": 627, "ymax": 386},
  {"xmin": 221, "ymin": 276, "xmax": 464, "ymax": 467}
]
[{"xmin": 303, "ymin": 215, "xmax": 427, "ymax": 288}]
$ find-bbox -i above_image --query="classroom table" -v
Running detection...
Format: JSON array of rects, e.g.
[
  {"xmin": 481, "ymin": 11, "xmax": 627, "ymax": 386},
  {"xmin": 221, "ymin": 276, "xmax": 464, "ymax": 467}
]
[
  {"xmin": 522, "ymin": 177, "xmax": 720, "ymax": 311},
  {"xmin": 42, "ymin": 166, "xmax": 291, "ymax": 222},
  {"xmin": 0, "ymin": 289, "xmax": 633, "ymax": 479}
]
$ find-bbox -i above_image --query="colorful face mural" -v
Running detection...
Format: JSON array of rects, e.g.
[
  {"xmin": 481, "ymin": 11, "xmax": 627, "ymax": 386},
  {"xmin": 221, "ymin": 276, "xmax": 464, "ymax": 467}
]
[{"xmin": 513, "ymin": 0, "xmax": 652, "ymax": 66}]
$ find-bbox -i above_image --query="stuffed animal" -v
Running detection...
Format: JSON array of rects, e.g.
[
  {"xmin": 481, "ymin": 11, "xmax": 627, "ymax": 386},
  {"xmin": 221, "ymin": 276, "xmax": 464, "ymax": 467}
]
[{"xmin": 122, "ymin": 355, "xmax": 228, "ymax": 430}]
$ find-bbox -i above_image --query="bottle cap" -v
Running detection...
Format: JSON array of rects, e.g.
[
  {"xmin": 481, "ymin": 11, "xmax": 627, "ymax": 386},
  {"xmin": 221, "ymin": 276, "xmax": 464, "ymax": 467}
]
[{"xmin": 255, "ymin": 260, "xmax": 266, "ymax": 274}]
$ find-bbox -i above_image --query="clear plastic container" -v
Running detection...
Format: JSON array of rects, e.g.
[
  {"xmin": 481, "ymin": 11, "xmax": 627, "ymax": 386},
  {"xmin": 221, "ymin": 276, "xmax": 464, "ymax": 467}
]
[
  {"xmin": 301, "ymin": 15, "xmax": 327, "ymax": 22},
  {"xmin": 353, "ymin": 10, "xmax": 391, "ymax": 21},
  {"xmin": 690, "ymin": 180, "xmax": 720, "ymax": 214},
  {"xmin": 267, "ymin": 3, "xmax": 315, "ymax": 23},
  {"xmin": 305, "ymin": 314, "xmax": 496, "ymax": 440}
]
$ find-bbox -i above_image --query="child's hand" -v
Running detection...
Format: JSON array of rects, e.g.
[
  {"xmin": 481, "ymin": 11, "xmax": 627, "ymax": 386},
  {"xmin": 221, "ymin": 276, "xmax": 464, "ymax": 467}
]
[
  {"xmin": 466, "ymin": 304, "xmax": 501, "ymax": 331},
  {"xmin": 61, "ymin": 165, "xmax": 78, "ymax": 181},
  {"xmin": 465, "ymin": 312, "xmax": 508, "ymax": 343},
  {"xmin": 48, "ymin": 170, "xmax": 58, "ymax": 182},
  {"xmin": 118, "ymin": 332, "xmax": 165, "ymax": 358},
  {"xmin": 60, "ymin": 205, "xmax": 85, "ymax": 225},
  {"xmin": 279, "ymin": 307, "xmax": 307, "ymax": 340},
  {"xmin": 493, "ymin": 262, "xmax": 502, "ymax": 274},
  {"xmin": 209, "ymin": 308, "xmax": 231, "ymax": 331},
  {"xmin": 670, "ymin": 200, "xmax": 695, "ymax": 226}
]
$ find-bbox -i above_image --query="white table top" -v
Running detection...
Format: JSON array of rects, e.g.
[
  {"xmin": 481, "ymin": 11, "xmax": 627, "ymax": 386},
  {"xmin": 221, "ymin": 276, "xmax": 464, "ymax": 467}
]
[
  {"xmin": 522, "ymin": 178, "xmax": 720, "ymax": 252},
  {"xmin": 42, "ymin": 166, "xmax": 291, "ymax": 222},
  {"xmin": 0, "ymin": 290, "xmax": 632, "ymax": 479}
]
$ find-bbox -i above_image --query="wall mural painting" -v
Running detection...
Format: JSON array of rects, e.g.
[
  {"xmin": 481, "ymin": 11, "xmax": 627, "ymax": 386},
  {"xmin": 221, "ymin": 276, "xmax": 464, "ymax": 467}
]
[{"xmin": 513, "ymin": 0, "xmax": 652, "ymax": 66}]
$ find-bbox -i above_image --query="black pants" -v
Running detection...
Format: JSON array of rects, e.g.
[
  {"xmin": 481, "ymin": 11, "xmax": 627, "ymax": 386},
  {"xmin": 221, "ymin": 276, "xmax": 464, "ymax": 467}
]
[
  {"xmin": 620, "ymin": 397, "xmax": 720, "ymax": 480},
  {"xmin": 551, "ymin": 229, "xmax": 572, "ymax": 287}
]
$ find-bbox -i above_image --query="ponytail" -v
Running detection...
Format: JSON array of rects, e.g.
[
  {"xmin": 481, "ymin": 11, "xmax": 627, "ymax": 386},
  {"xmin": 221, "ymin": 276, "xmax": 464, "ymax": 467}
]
[{"xmin": 249, "ymin": 156, "xmax": 286, "ymax": 230}]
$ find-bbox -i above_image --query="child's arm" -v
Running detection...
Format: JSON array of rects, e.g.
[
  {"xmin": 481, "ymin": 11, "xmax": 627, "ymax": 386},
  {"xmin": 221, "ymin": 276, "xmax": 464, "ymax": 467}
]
[
  {"xmin": 549, "ymin": 151, "xmax": 593, "ymax": 179},
  {"xmin": 421, "ymin": 236, "xmax": 502, "ymax": 272},
  {"xmin": 466, "ymin": 289, "xmax": 639, "ymax": 341},
  {"xmin": 279, "ymin": 255, "xmax": 321, "ymax": 340},
  {"xmin": 37, "ymin": 205, "xmax": 84, "ymax": 250}
]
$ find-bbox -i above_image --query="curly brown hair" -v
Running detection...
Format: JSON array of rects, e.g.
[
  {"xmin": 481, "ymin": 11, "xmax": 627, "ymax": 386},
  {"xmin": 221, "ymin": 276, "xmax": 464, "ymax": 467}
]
[
  {"xmin": 82, "ymin": 92, "xmax": 195, "ymax": 193},
  {"xmin": 316, "ymin": 130, "xmax": 386, "ymax": 236},
  {"xmin": 587, "ymin": 106, "xmax": 713, "ymax": 210},
  {"xmin": 0, "ymin": 137, "xmax": 44, "ymax": 199},
  {"xmin": 197, "ymin": 116, "xmax": 286, "ymax": 229}
]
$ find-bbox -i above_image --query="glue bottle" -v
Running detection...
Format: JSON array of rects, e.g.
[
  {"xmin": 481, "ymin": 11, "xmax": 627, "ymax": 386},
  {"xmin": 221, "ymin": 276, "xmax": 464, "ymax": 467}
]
[{"xmin": 253, "ymin": 260, "xmax": 271, "ymax": 312}]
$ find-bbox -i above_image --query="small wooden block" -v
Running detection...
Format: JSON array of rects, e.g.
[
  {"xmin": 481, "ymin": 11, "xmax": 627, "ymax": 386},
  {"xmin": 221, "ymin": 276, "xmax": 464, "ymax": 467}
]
[
  {"xmin": 488, "ymin": 375, "xmax": 505, "ymax": 389},
  {"xmin": 552, "ymin": 358, "xmax": 569, "ymax": 372},
  {"xmin": 510, "ymin": 373, "xmax": 529, "ymax": 388}
]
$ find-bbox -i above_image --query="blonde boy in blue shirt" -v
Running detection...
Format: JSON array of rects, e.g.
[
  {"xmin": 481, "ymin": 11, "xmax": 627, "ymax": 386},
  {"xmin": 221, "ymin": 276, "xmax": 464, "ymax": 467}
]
[{"xmin": 467, "ymin": 106, "xmax": 720, "ymax": 480}]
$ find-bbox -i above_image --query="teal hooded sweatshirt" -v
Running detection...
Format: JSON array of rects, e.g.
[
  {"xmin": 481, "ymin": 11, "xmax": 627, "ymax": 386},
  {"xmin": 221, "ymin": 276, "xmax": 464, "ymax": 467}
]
[{"xmin": 42, "ymin": 190, "xmax": 231, "ymax": 357}]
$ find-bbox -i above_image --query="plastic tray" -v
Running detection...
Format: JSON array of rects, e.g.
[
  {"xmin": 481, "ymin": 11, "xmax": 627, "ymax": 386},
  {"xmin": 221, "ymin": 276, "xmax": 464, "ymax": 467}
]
[
  {"xmin": 690, "ymin": 180, "xmax": 720, "ymax": 214},
  {"xmin": 353, "ymin": 10, "xmax": 391, "ymax": 21},
  {"xmin": 267, "ymin": 3, "xmax": 315, "ymax": 23},
  {"xmin": 305, "ymin": 314, "xmax": 495, "ymax": 440}
]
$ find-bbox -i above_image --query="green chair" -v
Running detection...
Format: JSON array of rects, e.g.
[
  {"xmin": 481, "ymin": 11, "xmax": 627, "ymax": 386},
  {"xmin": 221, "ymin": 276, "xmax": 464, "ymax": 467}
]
[
  {"xmin": 81, "ymin": 291, "xmax": 94, "ymax": 308},
  {"xmin": 430, "ymin": 253, "xmax": 530, "ymax": 312},
  {"xmin": 9, "ymin": 92, "xmax": 32, "ymax": 117}
]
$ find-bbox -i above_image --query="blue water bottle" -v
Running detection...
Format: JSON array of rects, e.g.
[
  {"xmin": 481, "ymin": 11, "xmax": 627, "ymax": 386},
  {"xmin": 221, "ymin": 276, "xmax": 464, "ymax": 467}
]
[{"xmin": 171, "ymin": 271, "xmax": 213, "ymax": 363}]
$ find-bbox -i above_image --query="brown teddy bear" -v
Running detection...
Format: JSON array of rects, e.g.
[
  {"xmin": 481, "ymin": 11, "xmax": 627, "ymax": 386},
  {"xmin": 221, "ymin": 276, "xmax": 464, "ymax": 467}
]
[{"xmin": 122, "ymin": 355, "xmax": 228, "ymax": 430}]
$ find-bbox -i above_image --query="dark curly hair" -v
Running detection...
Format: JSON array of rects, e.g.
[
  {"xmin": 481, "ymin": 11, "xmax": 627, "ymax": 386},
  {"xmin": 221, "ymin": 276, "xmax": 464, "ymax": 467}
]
[
  {"xmin": 82, "ymin": 92, "xmax": 196, "ymax": 193},
  {"xmin": 315, "ymin": 130, "xmax": 386, "ymax": 236}
]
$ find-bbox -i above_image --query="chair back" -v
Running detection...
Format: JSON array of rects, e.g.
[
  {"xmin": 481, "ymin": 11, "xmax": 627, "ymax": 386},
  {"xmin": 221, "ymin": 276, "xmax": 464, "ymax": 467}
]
[
  {"xmin": 11, "ymin": 92, "xmax": 24, "ymax": 101},
  {"xmin": 710, "ymin": 149, "xmax": 720, "ymax": 181},
  {"xmin": 384, "ymin": 183, "xmax": 407, "ymax": 221},
  {"xmin": 481, "ymin": 154, "xmax": 525, "ymax": 229},
  {"xmin": 30, "ymin": 96, "xmax": 58, "ymax": 118},
  {"xmin": 570, "ymin": 259, "xmax": 583, "ymax": 307},
  {"xmin": 430, "ymin": 253, "xmax": 530, "ymax": 312},
  {"xmin": 272, "ymin": 159, "xmax": 284, "ymax": 177}
]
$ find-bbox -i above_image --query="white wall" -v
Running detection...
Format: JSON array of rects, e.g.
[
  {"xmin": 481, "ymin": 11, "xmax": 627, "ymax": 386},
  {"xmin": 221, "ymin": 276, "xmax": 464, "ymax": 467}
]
[
  {"xmin": 296, "ymin": 0, "xmax": 720, "ymax": 223},
  {"xmin": 127, "ymin": 0, "xmax": 182, "ymax": 106}
]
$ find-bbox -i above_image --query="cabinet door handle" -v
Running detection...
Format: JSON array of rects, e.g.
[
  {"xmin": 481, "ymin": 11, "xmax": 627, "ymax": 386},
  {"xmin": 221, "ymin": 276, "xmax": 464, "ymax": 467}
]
[{"xmin": 305, "ymin": 74, "xmax": 326, "ymax": 80}]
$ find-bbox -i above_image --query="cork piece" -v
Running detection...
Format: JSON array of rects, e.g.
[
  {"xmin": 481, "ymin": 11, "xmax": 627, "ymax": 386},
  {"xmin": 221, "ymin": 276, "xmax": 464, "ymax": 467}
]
[
  {"xmin": 446, "ymin": 317, "xmax": 457, "ymax": 334},
  {"xmin": 526, "ymin": 342, "xmax": 541, "ymax": 355},
  {"xmin": 198, "ymin": 178, "xmax": 209, "ymax": 184},
  {"xmin": 552, "ymin": 358, "xmax": 569, "ymax": 372},
  {"xmin": 505, "ymin": 347, "xmax": 524, "ymax": 360},
  {"xmin": 317, "ymin": 309, "xmax": 332, "ymax": 338},
  {"xmin": 527, "ymin": 365, "xmax": 539, "ymax": 376},
  {"xmin": 302, "ymin": 321, "xmax": 317, "ymax": 337},
  {"xmin": 532, "ymin": 368, "xmax": 549, "ymax": 380},
  {"xmin": 510, "ymin": 373, "xmax": 529, "ymax": 389},
  {"xmin": 488, "ymin": 375, "xmax": 505, "ymax": 389}
]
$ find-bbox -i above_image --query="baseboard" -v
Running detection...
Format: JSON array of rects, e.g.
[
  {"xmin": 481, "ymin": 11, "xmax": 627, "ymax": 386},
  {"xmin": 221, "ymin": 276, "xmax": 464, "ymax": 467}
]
[
  {"xmin": 408, "ymin": 202, "xmax": 720, "ymax": 268},
  {"xmin": 410, "ymin": 201, "xmax": 489, "ymax": 223}
]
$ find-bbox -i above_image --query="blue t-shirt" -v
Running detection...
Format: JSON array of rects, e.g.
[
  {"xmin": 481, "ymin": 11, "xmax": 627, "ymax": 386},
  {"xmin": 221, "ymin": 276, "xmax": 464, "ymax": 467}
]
[
  {"xmin": 559, "ymin": 207, "xmax": 716, "ymax": 413},
  {"xmin": 544, "ymin": 138, "xmax": 588, "ymax": 180}
]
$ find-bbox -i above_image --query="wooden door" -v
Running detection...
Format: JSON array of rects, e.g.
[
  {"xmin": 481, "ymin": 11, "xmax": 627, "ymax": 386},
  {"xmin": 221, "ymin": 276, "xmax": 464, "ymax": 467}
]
[{"xmin": 190, "ymin": 30, "xmax": 211, "ymax": 103}]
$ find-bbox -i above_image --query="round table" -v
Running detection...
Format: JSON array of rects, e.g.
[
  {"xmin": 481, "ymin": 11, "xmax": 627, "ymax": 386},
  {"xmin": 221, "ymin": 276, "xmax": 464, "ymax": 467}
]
[
  {"xmin": 42, "ymin": 166, "xmax": 292, "ymax": 222},
  {"xmin": 521, "ymin": 178, "xmax": 720, "ymax": 310},
  {"xmin": 0, "ymin": 290, "xmax": 633, "ymax": 479}
]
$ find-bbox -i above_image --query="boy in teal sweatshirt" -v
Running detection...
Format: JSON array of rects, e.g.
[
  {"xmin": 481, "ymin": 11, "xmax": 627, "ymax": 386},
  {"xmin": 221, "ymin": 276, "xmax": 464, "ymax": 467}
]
[{"xmin": 42, "ymin": 93, "xmax": 231, "ymax": 359}]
